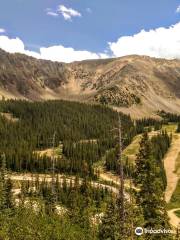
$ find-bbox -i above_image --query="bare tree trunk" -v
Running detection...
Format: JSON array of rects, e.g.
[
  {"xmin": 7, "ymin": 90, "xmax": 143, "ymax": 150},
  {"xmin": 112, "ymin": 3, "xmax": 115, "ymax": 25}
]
[
  {"xmin": 51, "ymin": 132, "xmax": 56, "ymax": 206},
  {"xmin": 118, "ymin": 113, "xmax": 125, "ymax": 235}
]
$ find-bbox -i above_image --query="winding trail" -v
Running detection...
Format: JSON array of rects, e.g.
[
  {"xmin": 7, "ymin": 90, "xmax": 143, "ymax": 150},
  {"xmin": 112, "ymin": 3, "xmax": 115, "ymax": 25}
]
[
  {"xmin": 98, "ymin": 128, "xmax": 180, "ymax": 228},
  {"xmin": 168, "ymin": 208, "xmax": 180, "ymax": 228},
  {"xmin": 9, "ymin": 173, "xmax": 119, "ymax": 195},
  {"xmin": 99, "ymin": 170, "xmax": 119, "ymax": 185},
  {"xmin": 163, "ymin": 132, "xmax": 180, "ymax": 228},
  {"xmin": 164, "ymin": 133, "xmax": 180, "ymax": 203},
  {"xmin": 93, "ymin": 126, "xmax": 180, "ymax": 229},
  {"xmin": 8, "ymin": 127, "xmax": 180, "ymax": 227}
]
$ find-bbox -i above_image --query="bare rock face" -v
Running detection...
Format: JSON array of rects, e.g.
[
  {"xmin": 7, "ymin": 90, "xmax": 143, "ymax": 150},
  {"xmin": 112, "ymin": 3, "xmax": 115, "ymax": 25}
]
[{"xmin": 0, "ymin": 49, "xmax": 180, "ymax": 117}]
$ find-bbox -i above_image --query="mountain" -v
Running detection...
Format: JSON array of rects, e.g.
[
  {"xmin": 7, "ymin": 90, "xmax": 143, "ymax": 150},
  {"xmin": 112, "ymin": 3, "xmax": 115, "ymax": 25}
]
[{"xmin": 0, "ymin": 48, "xmax": 180, "ymax": 118}]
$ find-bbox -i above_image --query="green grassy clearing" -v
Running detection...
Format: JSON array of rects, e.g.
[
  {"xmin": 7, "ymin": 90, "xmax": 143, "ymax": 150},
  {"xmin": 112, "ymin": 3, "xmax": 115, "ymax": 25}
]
[
  {"xmin": 174, "ymin": 152, "xmax": 180, "ymax": 177},
  {"xmin": 162, "ymin": 123, "xmax": 177, "ymax": 133},
  {"xmin": 123, "ymin": 135, "xmax": 142, "ymax": 162},
  {"xmin": 174, "ymin": 210, "xmax": 180, "ymax": 218},
  {"xmin": 168, "ymin": 179, "xmax": 180, "ymax": 209},
  {"xmin": 123, "ymin": 124, "xmax": 176, "ymax": 164}
]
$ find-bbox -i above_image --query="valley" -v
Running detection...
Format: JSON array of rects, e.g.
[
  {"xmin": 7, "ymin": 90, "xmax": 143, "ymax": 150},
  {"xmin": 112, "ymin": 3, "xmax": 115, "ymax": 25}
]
[
  {"xmin": 0, "ymin": 99, "xmax": 179, "ymax": 239},
  {"xmin": 1, "ymin": 0, "xmax": 180, "ymax": 239},
  {"xmin": 0, "ymin": 50, "xmax": 180, "ymax": 239}
]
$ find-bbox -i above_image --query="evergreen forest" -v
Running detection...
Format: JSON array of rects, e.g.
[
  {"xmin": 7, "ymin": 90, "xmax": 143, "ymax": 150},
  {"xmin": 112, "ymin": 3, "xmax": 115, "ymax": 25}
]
[{"xmin": 0, "ymin": 99, "xmax": 178, "ymax": 240}]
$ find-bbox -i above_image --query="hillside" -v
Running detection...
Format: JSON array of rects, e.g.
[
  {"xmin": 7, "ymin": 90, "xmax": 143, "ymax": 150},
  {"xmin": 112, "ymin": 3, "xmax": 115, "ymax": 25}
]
[{"xmin": 0, "ymin": 48, "xmax": 180, "ymax": 117}]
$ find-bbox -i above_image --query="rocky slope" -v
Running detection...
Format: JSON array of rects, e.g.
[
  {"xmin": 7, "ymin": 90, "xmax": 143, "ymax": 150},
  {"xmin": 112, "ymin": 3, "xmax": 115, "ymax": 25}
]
[{"xmin": 0, "ymin": 48, "xmax": 180, "ymax": 117}]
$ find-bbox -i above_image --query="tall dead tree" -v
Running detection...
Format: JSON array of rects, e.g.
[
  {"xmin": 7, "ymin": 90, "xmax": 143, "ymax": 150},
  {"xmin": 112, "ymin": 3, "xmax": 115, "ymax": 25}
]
[
  {"xmin": 118, "ymin": 113, "xmax": 125, "ymax": 235},
  {"xmin": 129, "ymin": 177, "xmax": 134, "ymax": 240},
  {"xmin": 51, "ymin": 131, "xmax": 57, "ymax": 206}
]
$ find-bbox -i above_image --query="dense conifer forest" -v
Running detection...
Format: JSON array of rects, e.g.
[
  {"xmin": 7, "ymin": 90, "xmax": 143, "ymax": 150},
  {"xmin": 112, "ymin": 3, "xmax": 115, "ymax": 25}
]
[
  {"xmin": 0, "ymin": 99, "xmax": 136, "ymax": 177},
  {"xmin": 0, "ymin": 100, "xmax": 177, "ymax": 239},
  {"xmin": 158, "ymin": 111, "xmax": 180, "ymax": 123}
]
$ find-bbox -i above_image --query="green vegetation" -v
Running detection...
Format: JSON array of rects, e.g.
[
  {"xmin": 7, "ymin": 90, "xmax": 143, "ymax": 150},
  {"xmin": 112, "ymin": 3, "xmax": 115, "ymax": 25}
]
[
  {"xmin": 98, "ymin": 196, "xmax": 144, "ymax": 240},
  {"xmin": 151, "ymin": 131, "xmax": 171, "ymax": 189},
  {"xmin": 20, "ymin": 175, "xmax": 112, "ymax": 214},
  {"xmin": 134, "ymin": 132, "xmax": 172, "ymax": 239},
  {"xmin": 158, "ymin": 111, "xmax": 180, "ymax": 123},
  {"xmin": 177, "ymin": 122, "xmax": 180, "ymax": 133},
  {"xmin": 168, "ymin": 179, "xmax": 180, "ymax": 209},
  {"xmin": 0, "ymin": 99, "xmax": 136, "ymax": 178},
  {"xmin": 175, "ymin": 152, "xmax": 180, "ymax": 176},
  {"xmin": 0, "ymin": 209, "xmax": 96, "ymax": 240},
  {"xmin": 162, "ymin": 123, "xmax": 177, "ymax": 133},
  {"xmin": 136, "ymin": 118, "xmax": 162, "ymax": 134},
  {"xmin": 100, "ymin": 131, "xmax": 173, "ymax": 239},
  {"xmin": 174, "ymin": 210, "xmax": 180, "ymax": 218},
  {"xmin": 123, "ymin": 134, "xmax": 141, "ymax": 161},
  {"xmin": 94, "ymin": 86, "xmax": 141, "ymax": 107},
  {"xmin": 0, "ymin": 100, "xmax": 177, "ymax": 239},
  {"xmin": 105, "ymin": 131, "xmax": 171, "ymax": 186},
  {"xmin": 0, "ymin": 153, "xmax": 110, "ymax": 240}
]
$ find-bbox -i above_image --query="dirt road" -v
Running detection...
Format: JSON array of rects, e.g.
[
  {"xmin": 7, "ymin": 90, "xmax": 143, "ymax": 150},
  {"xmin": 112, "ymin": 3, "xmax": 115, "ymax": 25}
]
[
  {"xmin": 168, "ymin": 208, "xmax": 180, "ymax": 228},
  {"xmin": 162, "ymin": 132, "xmax": 180, "ymax": 229},
  {"xmin": 164, "ymin": 133, "xmax": 180, "ymax": 203},
  {"xmin": 9, "ymin": 173, "xmax": 119, "ymax": 195}
]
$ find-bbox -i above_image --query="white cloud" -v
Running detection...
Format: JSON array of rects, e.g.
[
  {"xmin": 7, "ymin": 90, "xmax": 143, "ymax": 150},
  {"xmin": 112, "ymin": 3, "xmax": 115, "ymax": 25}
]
[
  {"xmin": 58, "ymin": 5, "xmax": 81, "ymax": 21},
  {"xmin": 47, "ymin": 11, "xmax": 58, "ymax": 17},
  {"xmin": 45, "ymin": 8, "xmax": 58, "ymax": 17},
  {"xmin": 0, "ymin": 22, "xmax": 180, "ymax": 63},
  {"xmin": 0, "ymin": 36, "xmax": 41, "ymax": 58},
  {"xmin": 109, "ymin": 22, "xmax": 180, "ymax": 59},
  {"xmin": 0, "ymin": 28, "xmax": 6, "ymax": 33},
  {"xmin": 0, "ymin": 35, "xmax": 108, "ymax": 63},
  {"xmin": 176, "ymin": 5, "xmax": 180, "ymax": 13},
  {"xmin": 40, "ymin": 45, "xmax": 108, "ymax": 62}
]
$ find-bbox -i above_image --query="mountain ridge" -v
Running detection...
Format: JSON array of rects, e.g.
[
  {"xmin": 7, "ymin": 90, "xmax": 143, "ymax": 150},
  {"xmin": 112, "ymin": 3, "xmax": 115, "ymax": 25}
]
[{"xmin": 0, "ymin": 48, "xmax": 180, "ymax": 118}]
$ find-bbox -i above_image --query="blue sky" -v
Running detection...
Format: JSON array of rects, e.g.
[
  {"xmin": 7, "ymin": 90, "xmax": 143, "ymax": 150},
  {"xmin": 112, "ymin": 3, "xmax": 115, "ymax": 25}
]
[{"xmin": 0, "ymin": 0, "xmax": 180, "ymax": 62}]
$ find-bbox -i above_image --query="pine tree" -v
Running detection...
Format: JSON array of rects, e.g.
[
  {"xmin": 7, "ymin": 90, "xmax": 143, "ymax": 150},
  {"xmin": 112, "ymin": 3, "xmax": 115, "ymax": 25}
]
[
  {"xmin": 175, "ymin": 224, "xmax": 180, "ymax": 240},
  {"xmin": 177, "ymin": 122, "xmax": 180, "ymax": 133},
  {"xmin": 0, "ymin": 154, "xmax": 7, "ymax": 210},
  {"xmin": 99, "ymin": 198, "xmax": 120, "ymax": 240},
  {"xmin": 5, "ymin": 178, "xmax": 14, "ymax": 209},
  {"xmin": 0, "ymin": 154, "xmax": 14, "ymax": 210},
  {"xmin": 134, "ymin": 132, "xmax": 171, "ymax": 239},
  {"xmin": 99, "ymin": 195, "xmax": 144, "ymax": 240}
]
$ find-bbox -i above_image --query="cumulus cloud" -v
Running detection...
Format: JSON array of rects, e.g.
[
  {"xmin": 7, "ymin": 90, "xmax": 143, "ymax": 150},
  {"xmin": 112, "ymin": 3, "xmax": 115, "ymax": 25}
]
[
  {"xmin": 0, "ymin": 22, "xmax": 180, "ymax": 63},
  {"xmin": 176, "ymin": 5, "xmax": 180, "ymax": 13},
  {"xmin": 40, "ymin": 45, "xmax": 108, "ymax": 62},
  {"xmin": 0, "ymin": 28, "xmax": 6, "ymax": 33},
  {"xmin": 58, "ymin": 5, "xmax": 81, "ymax": 21},
  {"xmin": 0, "ymin": 35, "xmax": 108, "ymax": 63},
  {"xmin": 109, "ymin": 22, "xmax": 180, "ymax": 59},
  {"xmin": 0, "ymin": 36, "xmax": 41, "ymax": 58}
]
